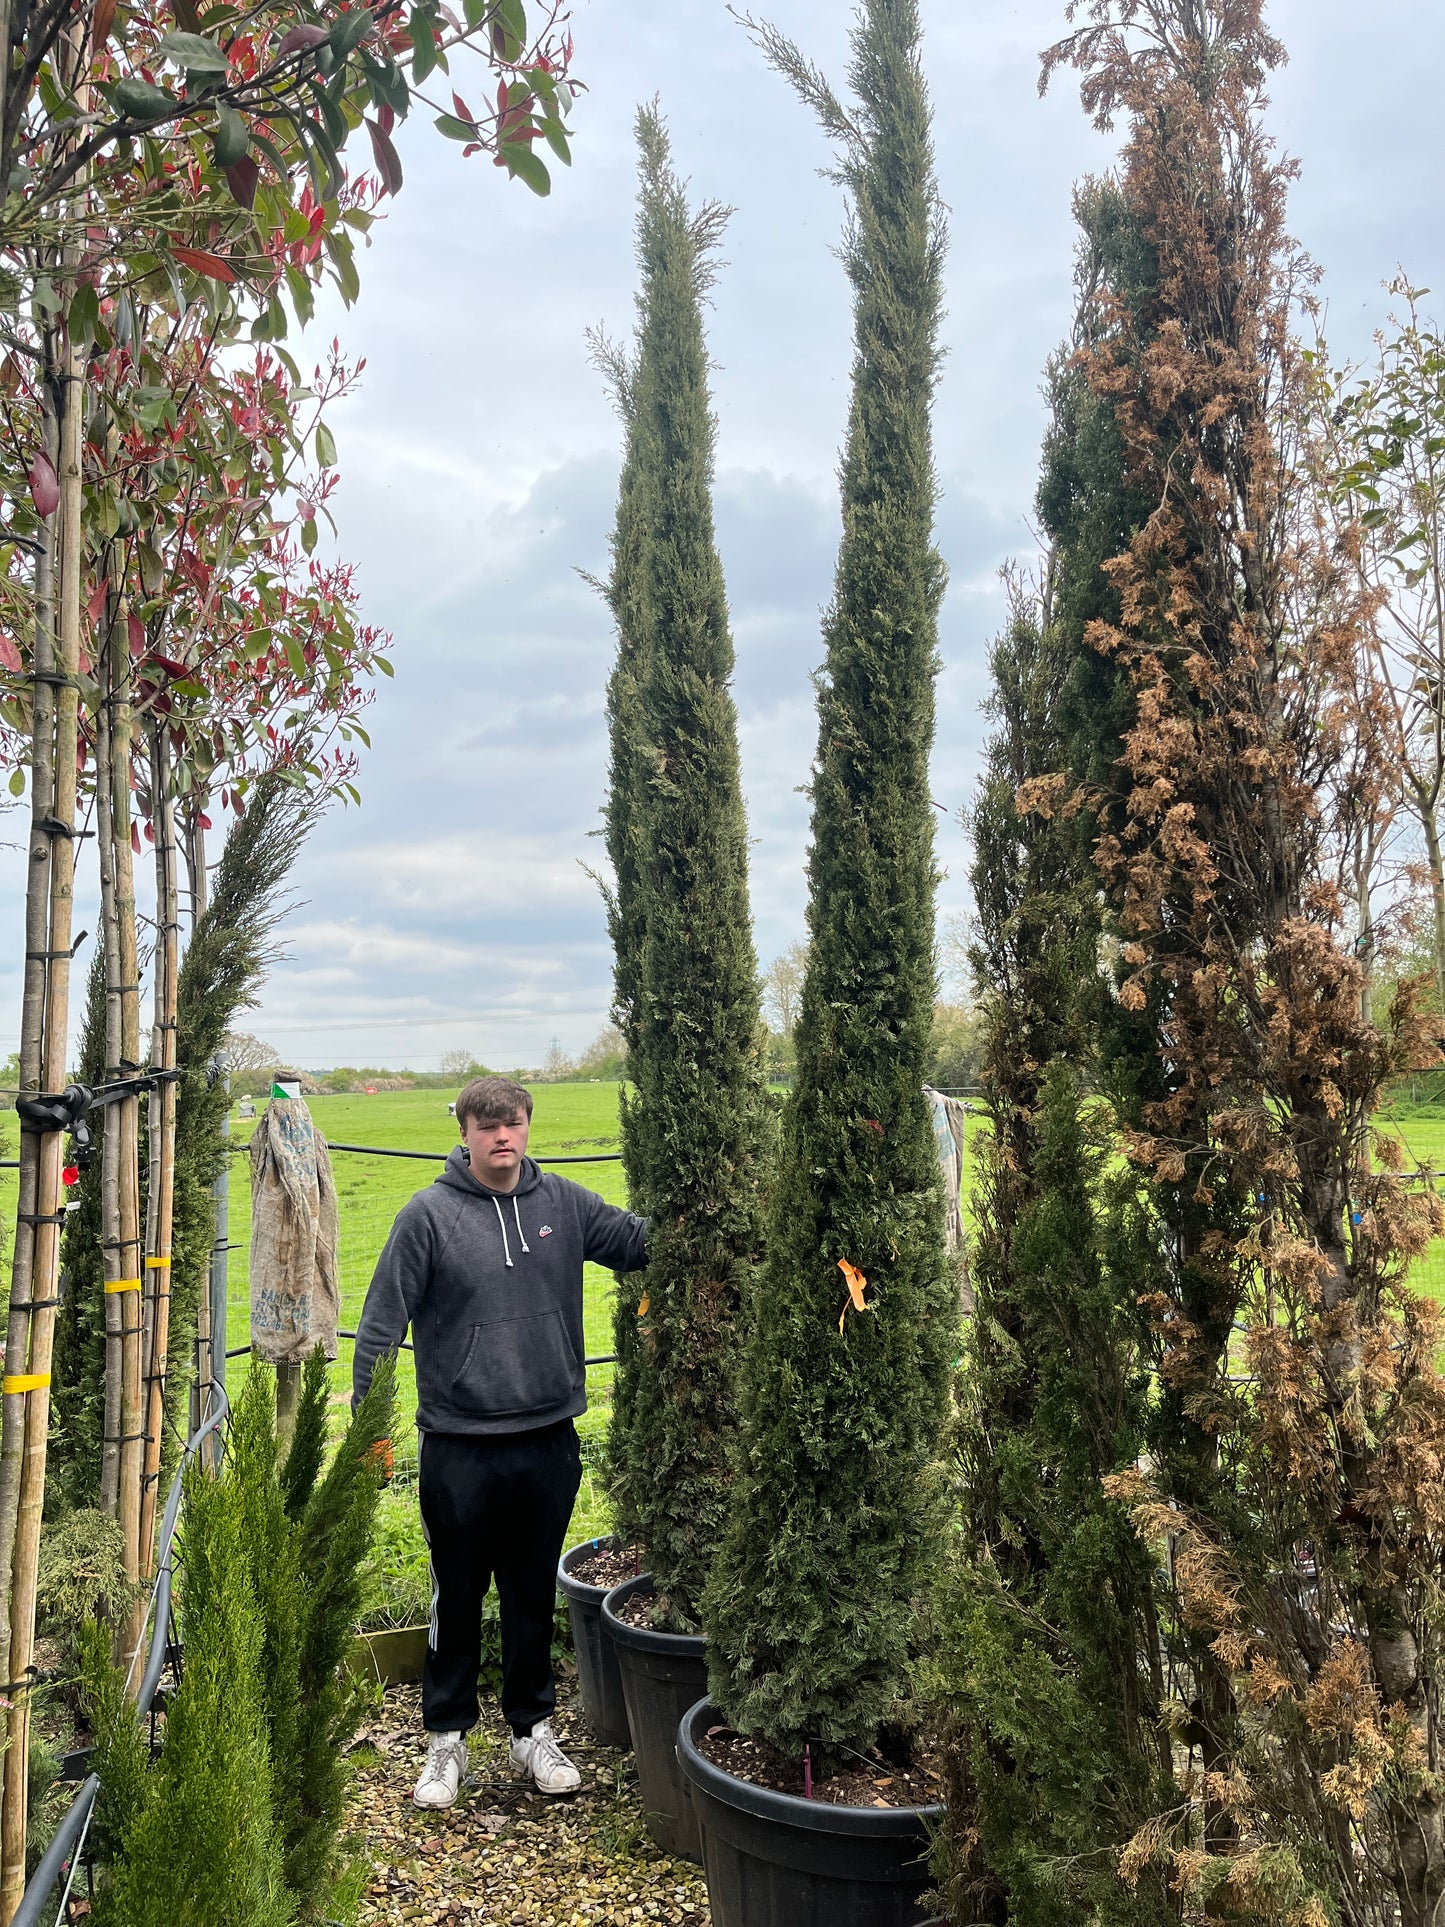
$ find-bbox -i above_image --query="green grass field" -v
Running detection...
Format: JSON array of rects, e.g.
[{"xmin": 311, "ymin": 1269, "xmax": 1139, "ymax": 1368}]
[{"xmin": 5, "ymin": 1079, "xmax": 1445, "ymax": 1601}]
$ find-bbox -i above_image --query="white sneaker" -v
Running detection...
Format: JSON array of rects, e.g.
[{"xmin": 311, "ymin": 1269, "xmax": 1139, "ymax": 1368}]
[
  {"xmin": 509, "ymin": 1720, "xmax": 581, "ymax": 1794},
  {"xmin": 414, "ymin": 1730, "xmax": 467, "ymax": 1808}
]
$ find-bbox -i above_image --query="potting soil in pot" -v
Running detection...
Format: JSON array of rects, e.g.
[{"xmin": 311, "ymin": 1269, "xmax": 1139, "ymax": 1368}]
[
  {"xmin": 696, "ymin": 1725, "xmax": 943, "ymax": 1809},
  {"xmin": 568, "ymin": 1542, "xmax": 646, "ymax": 1591}
]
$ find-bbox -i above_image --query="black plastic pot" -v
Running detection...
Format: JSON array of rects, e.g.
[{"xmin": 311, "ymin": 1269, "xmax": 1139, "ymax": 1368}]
[
  {"xmin": 602, "ymin": 1574, "xmax": 707, "ymax": 1862},
  {"xmin": 557, "ymin": 1538, "xmax": 632, "ymax": 1751},
  {"xmin": 676, "ymin": 1698, "xmax": 943, "ymax": 1927}
]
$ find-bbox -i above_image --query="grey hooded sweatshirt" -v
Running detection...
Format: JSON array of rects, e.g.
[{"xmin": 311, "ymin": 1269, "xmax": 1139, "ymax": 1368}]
[{"xmin": 352, "ymin": 1148, "xmax": 647, "ymax": 1435}]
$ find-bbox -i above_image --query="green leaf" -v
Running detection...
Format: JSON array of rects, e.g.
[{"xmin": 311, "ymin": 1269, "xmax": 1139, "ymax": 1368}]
[
  {"xmin": 7, "ymin": 768, "xmax": 23, "ymax": 796},
  {"xmin": 157, "ymin": 29, "xmax": 229, "ymax": 73},
  {"xmin": 315, "ymin": 421, "xmax": 337, "ymax": 468},
  {"xmin": 433, "ymin": 113, "xmax": 473, "ymax": 141},
  {"xmin": 494, "ymin": 0, "xmax": 525, "ymax": 56},
  {"xmin": 68, "ymin": 283, "xmax": 101, "ymax": 345},
  {"xmin": 328, "ymin": 6, "xmax": 374, "ymax": 59},
  {"xmin": 308, "ymin": 77, "xmax": 350, "ymax": 151},
  {"xmin": 213, "ymin": 101, "xmax": 249, "ymax": 167},
  {"xmin": 541, "ymin": 117, "xmax": 570, "ymax": 165},
  {"xmin": 284, "ymin": 263, "xmax": 316, "ymax": 326},
  {"xmin": 300, "ymin": 516, "xmax": 318, "ymax": 555},
  {"xmin": 285, "ymin": 635, "xmax": 307, "ymax": 677},
  {"xmin": 326, "ymin": 229, "xmax": 361, "ymax": 306},
  {"xmin": 503, "ymin": 140, "xmax": 549, "ymax": 196},
  {"xmin": 409, "ymin": 8, "xmax": 437, "ymax": 81},
  {"xmin": 111, "ymin": 77, "xmax": 175, "ymax": 122}
]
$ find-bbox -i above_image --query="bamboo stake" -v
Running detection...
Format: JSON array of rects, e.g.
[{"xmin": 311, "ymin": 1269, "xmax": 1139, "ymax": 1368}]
[
  {"xmin": 0, "ymin": 301, "xmax": 84, "ymax": 1923},
  {"xmin": 98, "ymin": 581, "xmax": 143, "ymax": 1563},
  {"xmin": 0, "ymin": 372, "xmax": 57, "ymax": 1715},
  {"xmin": 138, "ymin": 725, "xmax": 179, "ymax": 1584}
]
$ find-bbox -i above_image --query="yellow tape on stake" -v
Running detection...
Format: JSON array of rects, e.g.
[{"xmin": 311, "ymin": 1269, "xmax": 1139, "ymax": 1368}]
[
  {"xmin": 3, "ymin": 1374, "xmax": 50, "ymax": 1395},
  {"xmin": 145, "ymin": 1256, "xmax": 171, "ymax": 1269},
  {"xmin": 105, "ymin": 1278, "xmax": 142, "ymax": 1294}
]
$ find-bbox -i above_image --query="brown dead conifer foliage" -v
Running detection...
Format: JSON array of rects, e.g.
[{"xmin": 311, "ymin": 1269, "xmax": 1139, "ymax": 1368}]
[{"xmin": 1041, "ymin": 4, "xmax": 1445, "ymax": 1922}]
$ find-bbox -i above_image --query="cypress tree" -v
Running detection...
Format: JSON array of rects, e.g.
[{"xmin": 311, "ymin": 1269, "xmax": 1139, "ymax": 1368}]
[
  {"xmin": 703, "ymin": 0, "xmax": 956, "ymax": 1759},
  {"xmin": 93, "ymin": 1449, "xmax": 295, "ymax": 1927},
  {"xmin": 932, "ymin": 585, "xmax": 1174, "ymax": 1926},
  {"xmin": 600, "ymin": 106, "xmax": 770, "ymax": 1626},
  {"xmin": 165, "ymin": 779, "xmax": 312, "ymax": 1465}
]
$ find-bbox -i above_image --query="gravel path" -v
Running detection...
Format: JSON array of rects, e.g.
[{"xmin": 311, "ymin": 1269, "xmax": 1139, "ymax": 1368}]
[{"xmin": 345, "ymin": 1681, "xmax": 712, "ymax": 1925}]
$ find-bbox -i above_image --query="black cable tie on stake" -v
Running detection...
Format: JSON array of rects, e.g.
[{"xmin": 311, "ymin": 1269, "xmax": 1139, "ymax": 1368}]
[
  {"xmin": 16, "ymin": 1210, "xmax": 65, "ymax": 1226},
  {"xmin": 7, "ymin": 1298, "xmax": 60, "ymax": 1311}
]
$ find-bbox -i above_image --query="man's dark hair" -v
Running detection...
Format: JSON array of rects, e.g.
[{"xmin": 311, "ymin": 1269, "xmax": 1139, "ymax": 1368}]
[{"xmin": 455, "ymin": 1075, "xmax": 534, "ymax": 1131}]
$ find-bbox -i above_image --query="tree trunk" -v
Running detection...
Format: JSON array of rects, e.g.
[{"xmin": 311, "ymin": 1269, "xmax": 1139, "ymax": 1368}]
[
  {"xmin": 137, "ymin": 725, "xmax": 179, "ymax": 1589},
  {"xmin": 0, "ymin": 309, "xmax": 83, "ymax": 1922},
  {"xmin": 1421, "ymin": 802, "xmax": 1445, "ymax": 1021}
]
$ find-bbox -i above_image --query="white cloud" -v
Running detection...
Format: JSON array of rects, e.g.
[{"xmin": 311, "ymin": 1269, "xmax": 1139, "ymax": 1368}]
[{"xmin": 3, "ymin": 0, "xmax": 1443, "ymax": 1067}]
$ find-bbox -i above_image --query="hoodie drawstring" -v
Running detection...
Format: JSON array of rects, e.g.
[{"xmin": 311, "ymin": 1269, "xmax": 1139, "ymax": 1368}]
[
  {"xmin": 491, "ymin": 1195, "xmax": 531, "ymax": 1265},
  {"xmin": 493, "ymin": 1196, "xmax": 513, "ymax": 1267}
]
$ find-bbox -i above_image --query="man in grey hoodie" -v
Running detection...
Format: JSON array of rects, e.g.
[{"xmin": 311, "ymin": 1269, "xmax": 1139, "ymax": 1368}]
[{"xmin": 352, "ymin": 1074, "xmax": 648, "ymax": 1808}]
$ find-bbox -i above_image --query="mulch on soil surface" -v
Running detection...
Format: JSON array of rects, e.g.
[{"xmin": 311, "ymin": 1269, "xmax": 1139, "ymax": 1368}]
[
  {"xmin": 696, "ymin": 1724, "xmax": 943, "ymax": 1811},
  {"xmin": 346, "ymin": 1678, "xmax": 711, "ymax": 1925},
  {"xmin": 568, "ymin": 1545, "xmax": 646, "ymax": 1591}
]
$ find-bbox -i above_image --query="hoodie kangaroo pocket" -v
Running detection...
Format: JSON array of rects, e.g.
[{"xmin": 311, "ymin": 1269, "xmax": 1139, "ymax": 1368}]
[{"xmin": 449, "ymin": 1308, "xmax": 580, "ymax": 1418}]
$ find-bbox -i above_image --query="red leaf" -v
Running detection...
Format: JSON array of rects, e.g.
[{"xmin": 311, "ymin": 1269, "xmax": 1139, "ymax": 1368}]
[
  {"xmin": 172, "ymin": 244, "xmax": 237, "ymax": 284},
  {"xmin": 146, "ymin": 653, "xmax": 189, "ymax": 679},
  {"xmin": 144, "ymin": 820, "xmax": 154, "ymax": 842},
  {"xmin": 131, "ymin": 821, "xmax": 141, "ymax": 854},
  {"xmin": 0, "ymin": 634, "xmax": 20, "ymax": 673},
  {"xmin": 86, "ymin": 582, "xmax": 108, "ymax": 629},
  {"xmin": 27, "ymin": 451, "xmax": 59, "ymax": 518},
  {"xmin": 365, "ymin": 116, "xmax": 403, "ymax": 197},
  {"xmin": 225, "ymin": 156, "xmax": 260, "ymax": 209},
  {"xmin": 127, "ymin": 613, "xmax": 145, "ymax": 657},
  {"xmin": 197, "ymin": 812, "xmax": 212, "ymax": 830},
  {"xmin": 376, "ymin": 99, "xmax": 394, "ymax": 136},
  {"xmin": 90, "ymin": 0, "xmax": 117, "ymax": 56},
  {"xmin": 277, "ymin": 23, "xmax": 329, "ymax": 55},
  {"xmin": 455, "ymin": 89, "xmax": 476, "ymax": 124}
]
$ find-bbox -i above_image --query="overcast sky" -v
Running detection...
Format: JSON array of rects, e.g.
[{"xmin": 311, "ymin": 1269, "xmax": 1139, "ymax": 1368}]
[{"xmin": 3, "ymin": 0, "xmax": 1443, "ymax": 1073}]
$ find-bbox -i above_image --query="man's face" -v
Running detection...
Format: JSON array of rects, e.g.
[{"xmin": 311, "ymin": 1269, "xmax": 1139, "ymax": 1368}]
[{"xmin": 460, "ymin": 1109, "xmax": 531, "ymax": 1192}]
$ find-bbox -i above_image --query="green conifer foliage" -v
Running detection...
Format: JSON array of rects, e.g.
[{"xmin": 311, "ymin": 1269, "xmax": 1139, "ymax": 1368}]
[
  {"xmin": 50, "ymin": 952, "xmax": 109, "ymax": 1509},
  {"xmin": 601, "ymin": 107, "xmax": 770, "ymax": 1624},
  {"xmin": 930, "ymin": 598, "xmax": 1174, "ymax": 1924},
  {"xmin": 85, "ymin": 1357, "xmax": 394, "ymax": 1923},
  {"xmin": 284, "ymin": 1356, "xmax": 394, "ymax": 1911},
  {"xmin": 166, "ymin": 780, "xmax": 312, "ymax": 1463},
  {"xmin": 703, "ymin": 0, "xmax": 956, "ymax": 1757},
  {"xmin": 95, "ymin": 1451, "xmax": 295, "ymax": 1927}
]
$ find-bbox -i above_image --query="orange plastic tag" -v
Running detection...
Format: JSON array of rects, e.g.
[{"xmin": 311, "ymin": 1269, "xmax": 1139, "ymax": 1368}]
[{"xmin": 837, "ymin": 1259, "xmax": 870, "ymax": 1332}]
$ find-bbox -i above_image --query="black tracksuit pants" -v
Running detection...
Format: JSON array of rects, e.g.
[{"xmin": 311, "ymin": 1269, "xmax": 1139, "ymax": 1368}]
[{"xmin": 418, "ymin": 1420, "xmax": 582, "ymax": 1737}]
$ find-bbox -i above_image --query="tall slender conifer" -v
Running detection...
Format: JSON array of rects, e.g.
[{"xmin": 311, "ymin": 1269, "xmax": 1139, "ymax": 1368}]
[
  {"xmin": 601, "ymin": 107, "xmax": 770, "ymax": 1625},
  {"xmin": 703, "ymin": 0, "xmax": 955, "ymax": 1758}
]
